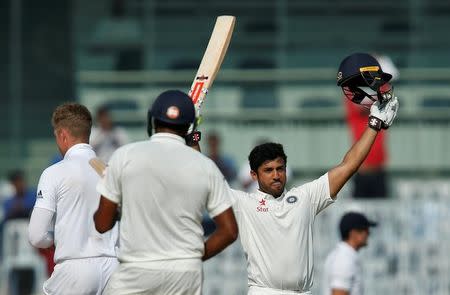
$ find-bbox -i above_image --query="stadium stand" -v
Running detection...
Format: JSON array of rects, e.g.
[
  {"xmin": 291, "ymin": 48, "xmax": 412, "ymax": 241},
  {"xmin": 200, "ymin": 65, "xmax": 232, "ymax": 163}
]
[{"xmin": 2, "ymin": 0, "xmax": 450, "ymax": 293}]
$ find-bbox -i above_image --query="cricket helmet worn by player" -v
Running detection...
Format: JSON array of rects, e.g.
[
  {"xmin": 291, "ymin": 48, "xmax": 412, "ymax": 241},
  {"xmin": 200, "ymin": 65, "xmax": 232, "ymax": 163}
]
[
  {"xmin": 337, "ymin": 53, "xmax": 394, "ymax": 108},
  {"xmin": 149, "ymin": 90, "xmax": 196, "ymax": 125},
  {"xmin": 147, "ymin": 90, "xmax": 198, "ymax": 139}
]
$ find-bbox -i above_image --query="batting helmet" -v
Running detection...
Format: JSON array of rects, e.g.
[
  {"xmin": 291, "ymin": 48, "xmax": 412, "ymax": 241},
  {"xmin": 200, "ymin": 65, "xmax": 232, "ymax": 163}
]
[
  {"xmin": 337, "ymin": 53, "xmax": 394, "ymax": 107},
  {"xmin": 147, "ymin": 90, "xmax": 196, "ymax": 137},
  {"xmin": 337, "ymin": 53, "xmax": 392, "ymax": 88},
  {"xmin": 148, "ymin": 90, "xmax": 195, "ymax": 125}
]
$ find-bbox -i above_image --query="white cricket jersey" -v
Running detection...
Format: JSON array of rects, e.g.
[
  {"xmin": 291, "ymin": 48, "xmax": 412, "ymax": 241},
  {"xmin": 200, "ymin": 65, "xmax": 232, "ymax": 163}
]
[
  {"xmin": 34, "ymin": 144, "xmax": 117, "ymax": 263},
  {"xmin": 97, "ymin": 133, "xmax": 232, "ymax": 267},
  {"xmin": 322, "ymin": 242, "xmax": 363, "ymax": 295},
  {"xmin": 231, "ymin": 173, "xmax": 334, "ymax": 293}
]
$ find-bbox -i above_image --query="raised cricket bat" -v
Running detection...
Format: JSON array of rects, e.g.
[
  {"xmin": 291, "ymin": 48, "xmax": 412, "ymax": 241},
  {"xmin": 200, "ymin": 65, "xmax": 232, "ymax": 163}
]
[
  {"xmin": 189, "ymin": 15, "xmax": 236, "ymax": 126},
  {"xmin": 89, "ymin": 16, "xmax": 235, "ymax": 176}
]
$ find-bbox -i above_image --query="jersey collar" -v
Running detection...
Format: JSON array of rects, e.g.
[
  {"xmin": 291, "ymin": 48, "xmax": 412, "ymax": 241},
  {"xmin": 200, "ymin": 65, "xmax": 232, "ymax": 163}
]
[
  {"xmin": 150, "ymin": 132, "xmax": 186, "ymax": 144},
  {"xmin": 255, "ymin": 189, "xmax": 287, "ymax": 201},
  {"xmin": 64, "ymin": 143, "xmax": 94, "ymax": 160},
  {"xmin": 339, "ymin": 241, "xmax": 358, "ymax": 256}
]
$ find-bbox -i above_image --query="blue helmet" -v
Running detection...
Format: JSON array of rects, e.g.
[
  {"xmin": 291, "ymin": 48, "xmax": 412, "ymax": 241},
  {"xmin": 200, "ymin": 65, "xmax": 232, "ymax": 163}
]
[
  {"xmin": 337, "ymin": 53, "xmax": 392, "ymax": 88},
  {"xmin": 148, "ymin": 90, "xmax": 195, "ymax": 125}
]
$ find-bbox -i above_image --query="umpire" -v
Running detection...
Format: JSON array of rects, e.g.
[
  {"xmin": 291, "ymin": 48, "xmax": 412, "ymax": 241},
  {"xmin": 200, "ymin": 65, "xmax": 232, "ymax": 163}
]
[{"xmin": 94, "ymin": 90, "xmax": 238, "ymax": 294}]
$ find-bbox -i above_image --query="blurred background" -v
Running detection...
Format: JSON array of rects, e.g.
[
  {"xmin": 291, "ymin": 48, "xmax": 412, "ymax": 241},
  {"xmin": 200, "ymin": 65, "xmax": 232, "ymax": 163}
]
[{"xmin": 1, "ymin": 0, "xmax": 450, "ymax": 294}]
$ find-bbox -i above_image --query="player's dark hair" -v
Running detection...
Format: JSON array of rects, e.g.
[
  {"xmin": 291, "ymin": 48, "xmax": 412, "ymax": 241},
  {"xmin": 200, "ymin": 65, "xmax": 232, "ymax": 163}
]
[
  {"xmin": 248, "ymin": 142, "xmax": 287, "ymax": 172},
  {"xmin": 340, "ymin": 228, "xmax": 351, "ymax": 240},
  {"xmin": 153, "ymin": 119, "xmax": 190, "ymax": 137}
]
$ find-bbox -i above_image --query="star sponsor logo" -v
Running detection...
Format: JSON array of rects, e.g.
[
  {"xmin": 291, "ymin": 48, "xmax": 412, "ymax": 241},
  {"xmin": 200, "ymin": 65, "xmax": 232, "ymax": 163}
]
[{"xmin": 257, "ymin": 198, "xmax": 268, "ymax": 212}]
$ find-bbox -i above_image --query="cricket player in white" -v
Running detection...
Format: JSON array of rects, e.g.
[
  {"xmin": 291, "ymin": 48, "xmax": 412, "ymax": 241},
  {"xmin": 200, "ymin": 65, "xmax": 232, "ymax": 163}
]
[
  {"xmin": 229, "ymin": 98, "xmax": 398, "ymax": 293},
  {"xmin": 322, "ymin": 212, "xmax": 377, "ymax": 295},
  {"xmin": 28, "ymin": 103, "xmax": 118, "ymax": 295},
  {"xmin": 94, "ymin": 90, "xmax": 238, "ymax": 295}
]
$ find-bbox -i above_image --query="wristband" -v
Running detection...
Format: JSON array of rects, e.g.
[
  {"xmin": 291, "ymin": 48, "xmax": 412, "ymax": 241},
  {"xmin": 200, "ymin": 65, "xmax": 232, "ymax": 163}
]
[{"xmin": 368, "ymin": 116, "xmax": 383, "ymax": 131}]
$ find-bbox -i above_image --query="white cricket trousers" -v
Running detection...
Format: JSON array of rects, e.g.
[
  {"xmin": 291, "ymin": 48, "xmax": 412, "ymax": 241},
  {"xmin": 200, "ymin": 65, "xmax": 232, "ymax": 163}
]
[
  {"xmin": 103, "ymin": 263, "xmax": 202, "ymax": 295},
  {"xmin": 43, "ymin": 257, "xmax": 118, "ymax": 295},
  {"xmin": 248, "ymin": 286, "xmax": 312, "ymax": 295}
]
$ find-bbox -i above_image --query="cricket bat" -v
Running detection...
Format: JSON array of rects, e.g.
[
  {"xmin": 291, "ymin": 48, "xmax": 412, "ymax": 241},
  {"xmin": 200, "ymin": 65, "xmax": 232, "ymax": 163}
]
[
  {"xmin": 89, "ymin": 158, "xmax": 107, "ymax": 176},
  {"xmin": 189, "ymin": 15, "xmax": 236, "ymax": 127},
  {"xmin": 89, "ymin": 16, "xmax": 236, "ymax": 176}
]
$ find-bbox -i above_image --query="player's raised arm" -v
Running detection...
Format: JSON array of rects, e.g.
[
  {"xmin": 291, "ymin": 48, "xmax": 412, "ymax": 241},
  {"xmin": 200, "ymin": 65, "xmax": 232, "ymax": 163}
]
[{"xmin": 328, "ymin": 53, "xmax": 399, "ymax": 198}]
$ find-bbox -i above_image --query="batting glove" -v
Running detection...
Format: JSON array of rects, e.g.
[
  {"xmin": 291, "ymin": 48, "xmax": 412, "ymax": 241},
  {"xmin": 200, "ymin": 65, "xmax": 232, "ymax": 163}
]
[
  {"xmin": 185, "ymin": 130, "xmax": 202, "ymax": 146},
  {"xmin": 368, "ymin": 97, "xmax": 399, "ymax": 131}
]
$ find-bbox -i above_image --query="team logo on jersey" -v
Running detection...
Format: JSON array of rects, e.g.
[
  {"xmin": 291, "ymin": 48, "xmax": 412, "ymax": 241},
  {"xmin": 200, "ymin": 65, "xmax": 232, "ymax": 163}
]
[
  {"xmin": 286, "ymin": 196, "xmax": 298, "ymax": 204},
  {"xmin": 37, "ymin": 190, "xmax": 43, "ymax": 198},
  {"xmin": 166, "ymin": 106, "xmax": 180, "ymax": 119},
  {"xmin": 257, "ymin": 198, "xmax": 268, "ymax": 212}
]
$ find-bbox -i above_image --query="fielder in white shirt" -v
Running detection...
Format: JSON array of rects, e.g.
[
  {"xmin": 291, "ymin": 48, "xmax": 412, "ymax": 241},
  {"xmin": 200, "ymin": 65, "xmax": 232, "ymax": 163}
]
[
  {"xmin": 322, "ymin": 212, "xmax": 377, "ymax": 295},
  {"xmin": 229, "ymin": 95, "xmax": 398, "ymax": 293},
  {"xmin": 28, "ymin": 103, "xmax": 118, "ymax": 295},
  {"xmin": 94, "ymin": 90, "xmax": 238, "ymax": 295}
]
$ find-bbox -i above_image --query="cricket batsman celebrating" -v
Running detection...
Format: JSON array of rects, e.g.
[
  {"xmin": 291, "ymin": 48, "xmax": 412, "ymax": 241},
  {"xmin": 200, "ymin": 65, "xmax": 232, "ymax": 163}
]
[{"xmin": 228, "ymin": 52, "xmax": 399, "ymax": 295}]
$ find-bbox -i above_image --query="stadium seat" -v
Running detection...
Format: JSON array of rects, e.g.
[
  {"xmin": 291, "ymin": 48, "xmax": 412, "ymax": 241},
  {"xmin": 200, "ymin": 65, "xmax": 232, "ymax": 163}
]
[
  {"xmin": 239, "ymin": 59, "xmax": 278, "ymax": 108},
  {"xmin": 1, "ymin": 220, "xmax": 47, "ymax": 295},
  {"xmin": 421, "ymin": 96, "xmax": 450, "ymax": 108}
]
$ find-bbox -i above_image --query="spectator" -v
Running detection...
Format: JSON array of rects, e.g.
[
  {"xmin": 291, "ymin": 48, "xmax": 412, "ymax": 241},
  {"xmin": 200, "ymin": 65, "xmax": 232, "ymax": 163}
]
[
  {"xmin": 2, "ymin": 170, "xmax": 36, "ymax": 221},
  {"xmin": 322, "ymin": 212, "xmax": 378, "ymax": 295},
  {"xmin": 206, "ymin": 132, "xmax": 237, "ymax": 183},
  {"xmin": 90, "ymin": 105, "xmax": 129, "ymax": 163},
  {"xmin": 2, "ymin": 170, "xmax": 36, "ymax": 295},
  {"xmin": 0, "ymin": 178, "xmax": 15, "ymax": 218},
  {"xmin": 345, "ymin": 99, "xmax": 388, "ymax": 198}
]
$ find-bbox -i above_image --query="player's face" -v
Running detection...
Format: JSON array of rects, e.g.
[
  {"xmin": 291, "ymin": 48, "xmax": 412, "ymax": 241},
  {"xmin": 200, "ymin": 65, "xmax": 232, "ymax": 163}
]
[
  {"xmin": 354, "ymin": 228, "xmax": 370, "ymax": 249},
  {"xmin": 252, "ymin": 157, "xmax": 287, "ymax": 198}
]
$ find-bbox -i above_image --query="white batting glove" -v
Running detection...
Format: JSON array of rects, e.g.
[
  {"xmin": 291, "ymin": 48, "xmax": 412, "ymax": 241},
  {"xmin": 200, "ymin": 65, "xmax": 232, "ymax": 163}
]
[{"xmin": 368, "ymin": 97, "xmax": 399, "ymax": 131}]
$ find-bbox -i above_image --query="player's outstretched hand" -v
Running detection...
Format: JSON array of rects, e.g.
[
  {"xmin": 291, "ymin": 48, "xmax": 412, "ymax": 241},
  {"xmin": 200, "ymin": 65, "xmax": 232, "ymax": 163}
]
[{"xmin": 368, "ymin": 97, "xmax": 399, "ymax": 131}]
